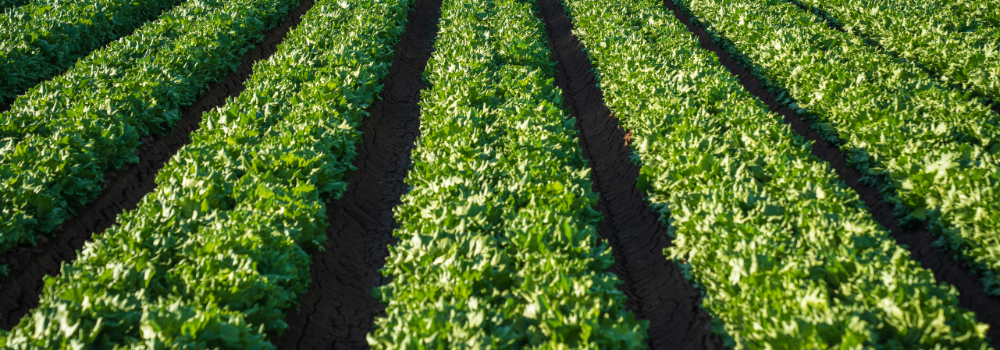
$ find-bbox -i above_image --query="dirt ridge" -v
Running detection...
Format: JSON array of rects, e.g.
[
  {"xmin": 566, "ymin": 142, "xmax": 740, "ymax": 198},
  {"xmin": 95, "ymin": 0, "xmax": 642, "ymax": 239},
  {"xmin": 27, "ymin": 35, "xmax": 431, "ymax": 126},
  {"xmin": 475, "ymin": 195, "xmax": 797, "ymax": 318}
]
[
  {"xmin": 661, "ymin": 0, "xmax": 1000, "ymax": 346},
  {"xmin": 0, "ymin": 0, "xmax": 315, "ymax": 329},
  {"xmin": 271, "ymin": 0, "xmax": 441, "ymax": 347},
  {"xmin": 535, "ymin": 1, "xmax": 723, "ymax": 349}
]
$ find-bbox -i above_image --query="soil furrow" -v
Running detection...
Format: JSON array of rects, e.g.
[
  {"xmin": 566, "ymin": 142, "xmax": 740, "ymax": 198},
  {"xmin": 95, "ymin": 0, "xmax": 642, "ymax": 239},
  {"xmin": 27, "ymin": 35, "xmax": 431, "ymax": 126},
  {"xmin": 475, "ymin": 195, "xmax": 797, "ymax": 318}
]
[
  {"xmin": 662, "ymin": 0, "xmax": 1000, "ymax": 346},
  {"xmin": 271, "ymin": 0, "xmax": 440, "ymax": 347},
  {"xmin": 0, "ymin": 0, "xmax": 315, "ymax": 329},
  {"xmin": 535, "ymin": 1, "xmax": 723, "ymax": 349}
]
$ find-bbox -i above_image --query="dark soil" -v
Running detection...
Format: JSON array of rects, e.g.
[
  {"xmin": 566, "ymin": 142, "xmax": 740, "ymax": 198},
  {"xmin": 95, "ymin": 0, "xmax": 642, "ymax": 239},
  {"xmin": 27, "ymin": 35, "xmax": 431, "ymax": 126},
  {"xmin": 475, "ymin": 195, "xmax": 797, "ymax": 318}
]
[
  {"xmin": 0, "ymin": 0, "xmax": 315, "ymax": 330},
  {"xmin": 535, "ymin": 1, "xmax": 723, "ymax": 349},
  {"xmin": 271, "ymin": 0, "xmax": 440, "ymax": 348},
  {"xmin": 662, "ymin": 0, "xmax": 1000, "ymax": 346}
]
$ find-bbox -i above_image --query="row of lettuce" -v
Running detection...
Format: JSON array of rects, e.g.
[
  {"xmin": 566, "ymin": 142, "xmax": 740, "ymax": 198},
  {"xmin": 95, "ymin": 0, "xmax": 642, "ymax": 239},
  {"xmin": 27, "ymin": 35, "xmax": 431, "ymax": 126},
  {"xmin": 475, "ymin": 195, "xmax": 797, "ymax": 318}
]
[
  {"xmin": 0, "ymin": 0, "xmax": 294, "ymax": 253},
  {"xmin": 0, "ymin": 0, "xmax": 412, "ymax": 347},
  {"xmin": 560, "ymin": 0, "xmax": 992, "ymax": 347},
  {"xmin": 795, "ymin": 0, "xmax": 1000, "ymax": 106},
  {"xmin": 672, "ymin": 0, "xmax": 1000, "ymax": 295},
  {"xmin": 367, "ymin": 0, "xmax": 646, "ymax": 347},
  {"xmin": 0, "ymin": 0, "xmax": 181, "ymax": 104},
  {"xmin": 1, "ymin": 0, "xmax": 997, "ymax": 347}
]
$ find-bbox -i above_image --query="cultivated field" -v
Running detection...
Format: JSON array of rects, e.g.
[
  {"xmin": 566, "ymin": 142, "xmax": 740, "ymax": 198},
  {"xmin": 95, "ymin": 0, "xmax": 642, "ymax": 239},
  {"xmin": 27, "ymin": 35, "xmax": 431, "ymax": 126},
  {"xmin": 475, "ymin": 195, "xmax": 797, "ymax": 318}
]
[{"xmin": 0, "ymin": 0, "xmax": 998, "ymax": 348}]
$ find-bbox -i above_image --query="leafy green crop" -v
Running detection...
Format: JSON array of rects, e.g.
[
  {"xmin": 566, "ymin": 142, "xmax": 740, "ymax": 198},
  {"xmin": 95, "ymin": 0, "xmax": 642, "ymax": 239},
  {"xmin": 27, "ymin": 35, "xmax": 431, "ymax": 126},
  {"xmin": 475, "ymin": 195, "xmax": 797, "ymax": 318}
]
[
  {"xmin": 794, "ymin": 0, "xmax": 1000, "ymax": 105},
  {"xmin": 0, "ymin": 0, "xmax": 182, "ymax": 103},
  {"xmin": 367, "ymin": 0, "xmax": 646, "ymax": 348},
  {"xmin": 0, "ymin": 0, "xmax": 412, "ymax": 347},
  {"xmin": 559, "ymin": 0, "xmax": 991, "ymax": 348},
  {"xmin": 675, "ymin": 0, "xmax": 1000, "ymax": 295},
  {"xmin": 0, "ymin": 0, "xmax": 296, "ymax": 254}
]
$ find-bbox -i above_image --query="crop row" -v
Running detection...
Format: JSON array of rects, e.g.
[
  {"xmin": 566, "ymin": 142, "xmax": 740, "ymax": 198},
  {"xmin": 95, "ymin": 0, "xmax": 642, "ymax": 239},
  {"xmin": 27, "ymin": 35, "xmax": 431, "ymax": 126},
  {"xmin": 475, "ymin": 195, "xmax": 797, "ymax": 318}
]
[
  {"xmin": 0, "ymin": 0, "xmax": 412, "ymax": 347},
  {"xmin": 0, "ymin": 0, "xmax": 181, "ymax": 103},
  {"xmin": 559, "ymin": 0, "xmax": 990, "ymax": 347},
  {"xmin": 0, "ymin": 0, "xmax": 295, "ymax": 254},
  {"xmin": 367, "ymin": 0, "xmax": 645, "ymax": 347},
  {"xmin": 676, "ymin": 0, "xmax": 1000, "ymax": 294},
  {"xmin": 795, "ymin": 0, "xmax": 1000, "ymax": 105}
]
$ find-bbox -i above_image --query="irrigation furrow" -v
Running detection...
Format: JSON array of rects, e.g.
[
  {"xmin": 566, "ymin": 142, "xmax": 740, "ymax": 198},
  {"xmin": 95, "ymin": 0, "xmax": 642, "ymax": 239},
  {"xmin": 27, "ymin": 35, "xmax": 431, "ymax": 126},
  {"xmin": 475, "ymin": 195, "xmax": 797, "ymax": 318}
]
[
  {"xmin": 661, "ymin": 0, "xmax": 1000, "ymax": 346},
  {"xmin": 534, "ymin": 0, "xmax": 721, "ymax": 348},
  {"xmin": 272, "ymin": 0, "xmax": 442, "ymax": 347},
  {"xmin": 0, "ymin": 0, "xmax": 315, "ymax": 329}
]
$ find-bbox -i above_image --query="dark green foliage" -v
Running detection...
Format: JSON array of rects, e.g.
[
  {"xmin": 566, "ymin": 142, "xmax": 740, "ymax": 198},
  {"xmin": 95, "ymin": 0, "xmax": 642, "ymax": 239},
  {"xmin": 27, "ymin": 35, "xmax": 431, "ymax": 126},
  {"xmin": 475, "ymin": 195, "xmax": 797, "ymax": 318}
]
[{"xmin": 0, "ymin": 0, "xmax": 29, "ymax": 11}]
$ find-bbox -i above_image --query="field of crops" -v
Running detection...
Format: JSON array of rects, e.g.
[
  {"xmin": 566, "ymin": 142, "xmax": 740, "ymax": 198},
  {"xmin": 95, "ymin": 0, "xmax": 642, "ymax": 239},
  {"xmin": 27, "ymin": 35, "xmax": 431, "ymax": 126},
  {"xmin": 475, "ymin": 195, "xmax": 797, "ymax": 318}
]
[{"xmin": 0, "ymin": 0, "xmax": 998, "ymax": 348}]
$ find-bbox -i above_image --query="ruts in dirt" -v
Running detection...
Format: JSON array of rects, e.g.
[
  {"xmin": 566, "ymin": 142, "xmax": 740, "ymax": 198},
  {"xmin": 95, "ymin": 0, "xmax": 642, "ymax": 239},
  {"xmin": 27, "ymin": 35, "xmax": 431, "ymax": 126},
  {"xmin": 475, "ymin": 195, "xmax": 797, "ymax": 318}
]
[
  {"xmin": 0, "ymin": 0, "xmax": 315, "ymax": 330},
  {"xmin": 662, "ymin": 0, "xmax": 1000, "ymax": 346},
  {"xmin": 535, "ymin": 0, "xmax": 723, "ymax": 349},
  {"xmin": 271, "ymin": 0, "xmax": 441, "ymax": 348}
]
